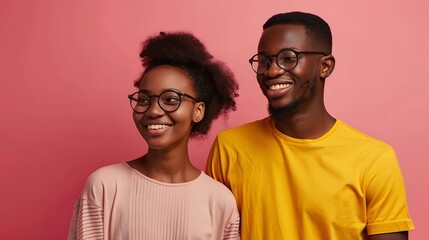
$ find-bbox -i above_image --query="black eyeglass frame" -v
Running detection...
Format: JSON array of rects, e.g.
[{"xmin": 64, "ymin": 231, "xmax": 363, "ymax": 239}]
[
  {"xmin": 248, "ymin": 48, "xmax": 328, "ymax": 74},
  {"xmin": 127, "ymin": 89, "xmax": 198, "ymax": 114}
]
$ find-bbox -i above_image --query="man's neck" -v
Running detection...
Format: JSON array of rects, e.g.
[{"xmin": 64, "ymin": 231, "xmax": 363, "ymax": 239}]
[{"xmin": 272, "ymin": 111, "xmax": 336, "ymax": 139}]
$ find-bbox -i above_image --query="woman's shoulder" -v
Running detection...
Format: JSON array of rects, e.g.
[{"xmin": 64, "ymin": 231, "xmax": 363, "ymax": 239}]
[
  {"xmin": 196, "ymin": 173, "xmax": 237, "ymax": 203},
  {"xmin": 87, "ymin": 162, "xmax": 129, "ymax": 180},
  {"xmin": 195, "ymin": 173, "xmax": 239, "ymax": 221},
  {"xmin": 82, "ymin": 162, "xmax": 131, "ymax": 189}
]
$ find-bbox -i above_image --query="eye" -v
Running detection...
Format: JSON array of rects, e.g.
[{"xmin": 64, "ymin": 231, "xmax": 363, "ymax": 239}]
[
  {"xmin": 278, "ymin": 50, "xmax": 297, "ymax": 64},
  {"xmin": 160, "ymin": 92, "xmax": 181, "ymax": 105},
  {"xmin": 137, "ymin": 97, "xmax": 150, "ymax": 106},
  {"xmin": 279, "ymin": 56, "xmax": 297, "ymax": 63},
  {"xmin": 256, "ymin": 55, "xmax": 268, "ymax": 65}
]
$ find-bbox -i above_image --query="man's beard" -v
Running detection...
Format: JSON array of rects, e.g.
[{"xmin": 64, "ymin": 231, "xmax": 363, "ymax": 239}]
[
  {"xmin": 268, "ymin": 77, "xmax": 316, "ymax": 119},
  {"xmin": 268, "ymin": 97, "xmax": 303, "ymax": 119}
]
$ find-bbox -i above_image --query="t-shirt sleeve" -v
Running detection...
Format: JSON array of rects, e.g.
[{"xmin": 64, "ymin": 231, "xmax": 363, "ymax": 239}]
[
  {"xmin": 364, "ymin": 148, "xmax": 415, "ymax": 235},
  {"xmin": 206, "ymin": 135, "xmax": 229, "ymax": 186},
  {"xmin": 205, "ymin": 136, "xmax": 219, "ymax": 177}
]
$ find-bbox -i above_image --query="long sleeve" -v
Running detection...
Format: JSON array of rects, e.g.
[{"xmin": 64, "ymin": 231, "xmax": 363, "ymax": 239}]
[
  {"xmin": 68, "ymin": 197, "xmax": 104, "ymax": 240},
  {"xmin": 223, "ymin": 216, "xmax": 240, "ymax": 240}
]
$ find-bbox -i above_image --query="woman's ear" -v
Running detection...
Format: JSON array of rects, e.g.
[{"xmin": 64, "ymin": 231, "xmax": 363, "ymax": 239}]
[
  {"xmin": 320, "ymin": 55, "xmax": 335, "ymax": 79},
  {"xmin": 193, "ymin": 102, "xmax": 205, "ymax": 123}
]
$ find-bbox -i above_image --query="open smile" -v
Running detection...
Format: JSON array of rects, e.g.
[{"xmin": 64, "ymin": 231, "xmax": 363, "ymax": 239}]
[
  {"xmin": 146, "ymin": 124, "xmax": 171, "ymax": 130},
  {"xmin": 267, "ymin": 83, "xmax": 293, "ymax": 90}
]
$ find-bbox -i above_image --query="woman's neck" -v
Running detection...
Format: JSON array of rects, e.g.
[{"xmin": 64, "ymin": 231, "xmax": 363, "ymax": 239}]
[{"xmin": 128, "ymin": 149, "xmax": 200, "ymax": 183}]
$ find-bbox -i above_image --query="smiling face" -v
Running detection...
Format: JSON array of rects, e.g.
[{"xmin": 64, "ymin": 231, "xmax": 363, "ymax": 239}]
[
  {"xmin": 133, "ymin": 65, "xmax": 205, "ymax": 151},
  {"xmin": 256, "ymin": 24, "xmax": 325, "ymax": 118}
]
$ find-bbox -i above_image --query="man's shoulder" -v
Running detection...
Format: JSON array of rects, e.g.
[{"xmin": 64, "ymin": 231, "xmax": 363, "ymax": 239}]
[
  {"xmin": 218, "ymin": 117, "xmax": 271, "ymax": 136},
  {"xmin": 338, "ymin": 120, "xmax": 394, "ymax": 149}
]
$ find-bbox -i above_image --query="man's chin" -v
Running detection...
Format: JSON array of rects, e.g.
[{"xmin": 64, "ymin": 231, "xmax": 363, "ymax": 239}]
[{"xmin": 268, "ymin": 102, "xmax": 299, "ymax": 119}]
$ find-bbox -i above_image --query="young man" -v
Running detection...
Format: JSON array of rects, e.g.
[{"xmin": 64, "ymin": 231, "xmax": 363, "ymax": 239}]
[{"xmin": 206, "ymin": 11, "xmax": 414, "ymax": 239}]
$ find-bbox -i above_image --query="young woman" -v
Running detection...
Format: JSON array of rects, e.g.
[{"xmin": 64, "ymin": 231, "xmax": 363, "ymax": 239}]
[{"xmin": 68, "ymin": 32, "xmax": 240, "ymax": 240}]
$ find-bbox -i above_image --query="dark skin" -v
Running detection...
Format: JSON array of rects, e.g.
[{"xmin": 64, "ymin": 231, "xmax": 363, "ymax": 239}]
[
  {"xmin": 258, "ymin": 24, "xmax": 408, "ymax": 240},
  {"xmin": 128, "ymin": 66, "xmax": 205, "ymax": 183},
  {"xmin": 257, "ymin": 25, "xmax": 336, "ymax": 140},
  {"xmin": 369, "ymin": 232, "xmax": 408, "ymax": 240}
]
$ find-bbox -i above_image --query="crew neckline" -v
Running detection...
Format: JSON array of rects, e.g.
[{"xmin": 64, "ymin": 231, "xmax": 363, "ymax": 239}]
[
  {"xmin": 122, "ymin": 162, "xmax": 204, "ymax": 187},
  {"xmin": 269, "ymin": 117, "xmax": 342, "ymax": 143}
]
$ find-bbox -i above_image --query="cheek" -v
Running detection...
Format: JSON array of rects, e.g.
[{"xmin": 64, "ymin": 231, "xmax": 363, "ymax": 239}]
[
  {"xmin": 295, "ymin": 59, "xmax": 319, "ymax": 77},
  {"xmin": 256, "ymin": 74, "xmax": 265, "ymax": 87},
  {"xmin": 133, "ymin": 113, "xmax": 143, "ymax": 127},
  {"xmin": 174, "ymin": 107, "xmax": 196, "ymax": 124},
  {"xmin": 301, "ymin": 79, "xmax": 315, "ymax": 92}
]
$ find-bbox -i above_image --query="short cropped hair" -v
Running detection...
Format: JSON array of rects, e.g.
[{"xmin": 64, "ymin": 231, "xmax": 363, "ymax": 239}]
[
  {"xmin": 263, "ymin": 11, "xmax": 332, "ymax": 54},
  {"xmin": 135, "ymin": 32, "xmax": 239, "ymax": 138}
]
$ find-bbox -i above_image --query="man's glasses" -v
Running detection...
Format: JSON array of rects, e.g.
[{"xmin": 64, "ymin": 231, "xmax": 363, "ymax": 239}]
[
  {"xmin": 128, "ymin": 89, "xmax": 197, "ymax": 114},
  {"xmin": 249, "ymin": 49, "xmax": 327, "ymax": 74}
]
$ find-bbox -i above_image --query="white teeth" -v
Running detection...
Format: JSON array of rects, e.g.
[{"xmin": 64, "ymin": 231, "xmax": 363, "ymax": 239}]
[
  {"xmin": 268, "ymin": 83, "xmax": 292, "ymax": 90},
  {"xmin": 147, "ymin": 124, "xmax": 169, "ymax": 130}
]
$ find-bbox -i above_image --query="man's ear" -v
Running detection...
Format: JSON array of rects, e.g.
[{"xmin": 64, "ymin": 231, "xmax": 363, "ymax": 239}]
[
  {"xmin": 193, "ymin": 102, "xmax": 205, "ymax": 123},
  {"xmin": 320, "ymin": 55, "xmax": 335, "ymax": 79}
]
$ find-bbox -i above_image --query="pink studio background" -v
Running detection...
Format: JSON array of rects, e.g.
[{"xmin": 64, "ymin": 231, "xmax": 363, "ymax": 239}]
[{"xmin": 1, "ymin": 0, "xmax": 428, "ymax": 239}]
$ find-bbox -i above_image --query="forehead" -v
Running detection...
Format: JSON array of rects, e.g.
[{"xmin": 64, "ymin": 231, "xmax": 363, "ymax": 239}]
[
  {"xmin": 258, "ymin": 24, "xmax": 311, "ymax": 54},
  {"xmin": 139, "ymin": 65, "xmax": 195, "ymax": 93}
]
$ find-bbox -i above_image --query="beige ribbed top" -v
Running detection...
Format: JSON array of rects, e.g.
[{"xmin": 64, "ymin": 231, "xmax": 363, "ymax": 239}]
[{"xmin": 68, "ymin": 162, "xmax": 240, "ymax": 240}]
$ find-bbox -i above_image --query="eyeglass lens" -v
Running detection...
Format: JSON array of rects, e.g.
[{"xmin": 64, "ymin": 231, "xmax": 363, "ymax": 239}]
[
  {"xmin": 250, "ymin": 49, "xmax": 298, "ymax": 74},
  {"xmin": 130, "ymin": 90, "xmax": 183, "ymax": 113}
]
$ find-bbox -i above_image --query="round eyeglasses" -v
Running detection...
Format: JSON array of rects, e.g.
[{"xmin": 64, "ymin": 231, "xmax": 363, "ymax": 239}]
[
  {"xmin": 248, "ymin": 49, "xmax": 327, "ymax": 74},
  {"xmin": 128, "ymin": 89, "xmax": 197, "ymax": 114}
]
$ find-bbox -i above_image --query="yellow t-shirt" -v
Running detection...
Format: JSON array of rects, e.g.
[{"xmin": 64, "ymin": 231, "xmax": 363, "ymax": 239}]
[{"xmin": 206, "ymin": 118, "xmax": 414, "ymax": 240}]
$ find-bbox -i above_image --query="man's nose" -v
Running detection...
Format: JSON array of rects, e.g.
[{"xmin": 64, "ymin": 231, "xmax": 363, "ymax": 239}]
[{"xmin": 264, "ymin": 58, "xmax": 285, "ymax": 77}]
